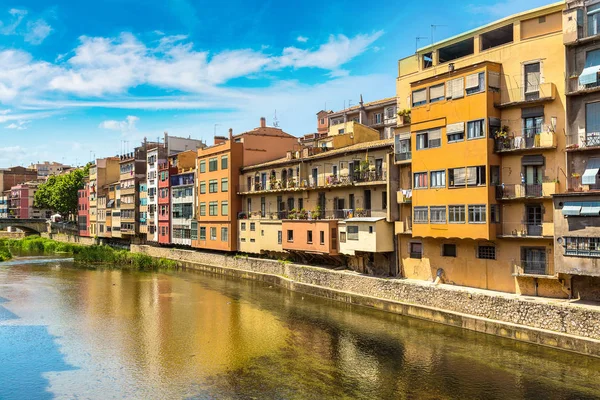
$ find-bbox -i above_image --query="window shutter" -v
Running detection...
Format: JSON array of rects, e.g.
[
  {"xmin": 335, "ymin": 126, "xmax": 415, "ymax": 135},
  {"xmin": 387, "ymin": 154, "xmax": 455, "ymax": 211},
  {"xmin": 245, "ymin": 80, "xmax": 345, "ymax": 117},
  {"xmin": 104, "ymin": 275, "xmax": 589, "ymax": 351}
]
[
  {"xmin": 446, "ymin": 122, "xmax": 464, "ymax": 134},
  {"xmin": 488, "ymin": 72, "xmax": 500, "ymax": 89},
  {"xmin": 466, "ymin": 167, "xmax": 478, "ymax": 185},
  {"xmin": 446, "ymin": 80, "xmax": 453, "ymax": 98},
  {"xmin": 466, "ymin": 73, "xmax": 480, "ymax": 89},
  {"xmin": 454, "ymin": 168, "xmax": 466, "ymax": 186},
  {"xmin": 452, "ymin": 78, "xmax": 464, "ymax": 99},
  {"xmin": 428, "ymin": 129, "xmax": 441, "ymax": 140},
  {"xmin": 430, "ymin": 84, "xmax": 445, "ymax": 99},
  {"xmin": 399, "ymin": 132, "xmax": 411, "ymax": 140},
  {"xmin": 413, "ymin": 89, "xmax": 427, "ymax": 104}
]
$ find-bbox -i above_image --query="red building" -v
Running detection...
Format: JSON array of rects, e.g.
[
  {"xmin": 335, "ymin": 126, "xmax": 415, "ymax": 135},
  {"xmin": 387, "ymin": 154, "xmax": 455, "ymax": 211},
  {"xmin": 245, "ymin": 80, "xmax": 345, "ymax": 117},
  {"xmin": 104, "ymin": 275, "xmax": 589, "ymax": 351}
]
[
  {"xmin": 157, "ymin": 159, "xmax": 175, "ymax": 244},
  {"xmin": 8, "ymin": 182, "xmax": 51, "ymax": 219},
  {"xmin": 77, "ymin": 182, "xmax": 90, "ymax": 237}
]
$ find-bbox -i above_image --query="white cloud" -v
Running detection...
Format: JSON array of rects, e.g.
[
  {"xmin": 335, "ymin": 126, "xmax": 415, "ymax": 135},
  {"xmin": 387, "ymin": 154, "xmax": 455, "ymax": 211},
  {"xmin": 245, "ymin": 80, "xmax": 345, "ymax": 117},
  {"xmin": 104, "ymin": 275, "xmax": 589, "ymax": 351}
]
[
  {"xmin": 296, "ymin": 35, "xmax": 308, "ymax": 43},
  {"xmin": 99, "ymin": 115, "xmax": 139, "ymax": 133},
  {"xmin": 0, "ymin": 8, "xmax": 52, "ymax": 44},
  {"xmin": 24, "ymin": 19, "xmax": 53, "ymax": 44},
  {"xmin": 5, "ymin": 120, "xmax": 29, "ymax": 129}
]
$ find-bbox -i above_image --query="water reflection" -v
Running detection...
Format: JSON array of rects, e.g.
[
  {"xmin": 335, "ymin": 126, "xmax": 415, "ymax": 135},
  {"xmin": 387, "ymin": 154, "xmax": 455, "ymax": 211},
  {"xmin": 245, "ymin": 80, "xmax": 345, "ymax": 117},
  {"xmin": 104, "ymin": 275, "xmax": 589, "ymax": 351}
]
[{"xmin": 1, "ymin": 259, "xmax": 600, "ymax": 399}]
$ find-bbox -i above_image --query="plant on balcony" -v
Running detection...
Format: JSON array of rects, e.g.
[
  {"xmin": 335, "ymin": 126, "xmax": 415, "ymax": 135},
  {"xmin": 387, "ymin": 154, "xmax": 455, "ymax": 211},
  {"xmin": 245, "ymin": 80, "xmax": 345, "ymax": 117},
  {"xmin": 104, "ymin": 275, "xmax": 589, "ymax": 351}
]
[
  {"xmin": 287, "ymin": 178, "xmax": 295, "ymax": 188},
  {"xmin": 355, "ymin": 208, "xmax": 365, "ymax": 217},
  {"xmin": 397, "ymin": 109, "xmax": 411, "ymax": 123},
  {"xmin": 566, "ymin": 143, "xmax": 579, "ymax": 150},
  {"xmin": 288, "ymin": 208, "xmax": 298, "ymax": 219},
  {"xmin": 311, "ymin": 206, "xmax": 321, "ymax": 220},
  {"xmin": 572, "ymin": 172, "xmax": 581, "ymax": 178},
  {"xmin": 298, "ymin": 208, "xmax": 308, "ymax": 219}
]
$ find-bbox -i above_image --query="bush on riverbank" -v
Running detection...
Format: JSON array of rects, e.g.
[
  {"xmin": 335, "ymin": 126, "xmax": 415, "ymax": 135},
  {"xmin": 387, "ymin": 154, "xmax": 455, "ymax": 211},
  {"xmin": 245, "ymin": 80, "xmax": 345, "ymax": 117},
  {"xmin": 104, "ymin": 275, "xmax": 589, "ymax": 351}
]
[
  {"xmin": 0, "ymin": 236, "xmax": 177, "ymax": 270},
  {"xmin": 0, "ymin": 246, "xmax": 11, "ymax": 261}
]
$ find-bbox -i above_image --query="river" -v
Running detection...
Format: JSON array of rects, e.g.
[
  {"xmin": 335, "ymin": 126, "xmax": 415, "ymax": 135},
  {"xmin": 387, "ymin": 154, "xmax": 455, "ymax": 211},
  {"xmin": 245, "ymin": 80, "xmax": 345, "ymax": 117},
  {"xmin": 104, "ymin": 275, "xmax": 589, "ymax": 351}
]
[{"xmin": 1, "ymin": 256, "xmax": 600, "ymax": 400}]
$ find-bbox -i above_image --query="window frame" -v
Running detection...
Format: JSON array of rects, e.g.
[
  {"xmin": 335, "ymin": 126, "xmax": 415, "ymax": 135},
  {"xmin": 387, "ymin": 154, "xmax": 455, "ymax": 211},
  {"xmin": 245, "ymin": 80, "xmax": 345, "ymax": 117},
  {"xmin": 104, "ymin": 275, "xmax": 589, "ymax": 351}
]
[
  {"xmin": 430, "ymin": 170, "xmax": 446, "ymax": 188},
  {"xmin": 467, "ymin": 119, "xmax": 486, "ymax": 140},
  {"xmin": 221, "ymin": 155, "xmax": 228, "ymax": 170},
  {"xmin": 347, "ymin": 225, "xmax": 359, "ymax": 240},
  {"xmin": 448, "ymin": 205, "xmax": 466, "ymax": 223},
  {"xmin": 414, "ymin": 206, "xmax": 428, "ymax": 224},
  {"xmin": 208, "ymin": 158, "xmax": 218, "ymax": 172},
  {"xmin": 430, "ymin": 206, "xmax": 447, "ymax": 224},
  {"xmin": 468, "ymin": 204, "xmax": 487, "ymax": 224},
  {"xmin": 442, "ymin": 243, "xmax": 457, "ymax": 257},
  {"xmin": 477, "ymin": 245, "xmax": 496, "ymax": 260},
  {"xmin": 414, "ymin": 172, "xmax": 428, "ymax": 189}
]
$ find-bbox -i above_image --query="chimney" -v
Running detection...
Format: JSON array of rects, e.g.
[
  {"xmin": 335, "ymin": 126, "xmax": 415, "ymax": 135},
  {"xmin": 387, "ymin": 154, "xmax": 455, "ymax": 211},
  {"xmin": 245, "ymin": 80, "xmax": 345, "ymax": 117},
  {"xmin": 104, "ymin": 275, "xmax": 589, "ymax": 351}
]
[
  {"xmin": 229, "ymin": 128, "xmax": 233, "ymax": 140},
  {"xmin": 260, "ymin": 117, "xmax": 266, "ymax": 128}
]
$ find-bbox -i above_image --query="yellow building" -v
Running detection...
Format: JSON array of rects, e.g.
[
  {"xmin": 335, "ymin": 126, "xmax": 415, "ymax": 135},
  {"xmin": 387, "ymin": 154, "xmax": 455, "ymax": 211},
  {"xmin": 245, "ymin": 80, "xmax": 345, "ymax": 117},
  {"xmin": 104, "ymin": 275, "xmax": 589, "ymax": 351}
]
[{"xmin": 394, "ymin": 2, "xmax": 568, "ymax": 297}]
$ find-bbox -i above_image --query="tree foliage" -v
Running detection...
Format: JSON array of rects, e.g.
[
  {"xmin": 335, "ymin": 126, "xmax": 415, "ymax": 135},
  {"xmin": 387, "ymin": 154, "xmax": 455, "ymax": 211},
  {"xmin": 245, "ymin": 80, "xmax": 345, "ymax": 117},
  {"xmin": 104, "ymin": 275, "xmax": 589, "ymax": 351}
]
[{"xmin": 34, "ymin": 165, "xmax": 89, "ymax": 220}]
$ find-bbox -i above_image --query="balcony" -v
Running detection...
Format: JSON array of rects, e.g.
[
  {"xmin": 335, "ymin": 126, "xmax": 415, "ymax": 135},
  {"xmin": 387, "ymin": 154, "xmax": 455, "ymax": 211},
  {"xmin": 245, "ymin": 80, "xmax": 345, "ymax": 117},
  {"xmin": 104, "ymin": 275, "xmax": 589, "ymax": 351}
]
[
  {"xmin": 495, "ymin": 182, "xmax": 557, "ymax": 200},
  {"xmin": 238, "ymin": 178, "xmax": 305, "ymax": 194},
  {"xmin": 394, "ymin": 151, "xmax": 412, "ymax": 163},
  {"xmin": 494, "ymin": 82, "xmax": 556, "ymax": 108},
  {"xmin": 498, "ymin": 222, "xmax": 553, "ymax": 239},
  {"xmin": 281, "ymin": 219, "xmax": 340, "ymax": 255},
  {"xmin": 394, "ymin": 217, "xmax": 412, "ymax": 234},
  {"xmin": 566, "ymin": 133, "xmax": 600, "ymax": 151},
  {"xmin": 512, "ymin": 258, "xmax": 554, "ymax": 277},
  {"xmin": 494, "ymin": 130, "xmax": 556, "ymax": 153},
  {"xmin": 340, "ymin": 219, "xmax": 394, "ymax": 255},
  {"xmin": 239, "ymin": 208, "xmax": 385, "ymax": 221},
  {"xmin": 396, "ymin": 190, "xmax": 412, "ymax": 203}
]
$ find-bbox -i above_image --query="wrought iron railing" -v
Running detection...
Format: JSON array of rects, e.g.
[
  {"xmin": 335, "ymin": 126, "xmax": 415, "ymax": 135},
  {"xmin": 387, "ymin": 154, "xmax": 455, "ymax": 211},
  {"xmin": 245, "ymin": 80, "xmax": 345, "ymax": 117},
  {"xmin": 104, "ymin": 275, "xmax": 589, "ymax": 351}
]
[
  {"xmin": 495, "ymin": 183, "xmax": 550, "ymax": 199},
  {"xmin": 395, "ymin": 152, "xmax": 412, "ymax": 162},
  {"xmin": 513, "ymin": 258, "xmax": 553, "ymax": 276}
]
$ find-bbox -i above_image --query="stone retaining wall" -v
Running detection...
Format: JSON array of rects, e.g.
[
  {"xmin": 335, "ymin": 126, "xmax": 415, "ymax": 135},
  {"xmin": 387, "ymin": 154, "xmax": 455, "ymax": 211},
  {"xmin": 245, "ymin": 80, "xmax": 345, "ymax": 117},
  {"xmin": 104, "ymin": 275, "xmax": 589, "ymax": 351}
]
[
  {"xmin": 0, "ymin": 231, "xmax": 25, "ymax": 239},
  {"xmin": 41, "ymin": 232, "xmax": 97, "ymax": 246},
  {"xmin": 131, "ymin": 244, "xmax": 600, "ymax": 356}
]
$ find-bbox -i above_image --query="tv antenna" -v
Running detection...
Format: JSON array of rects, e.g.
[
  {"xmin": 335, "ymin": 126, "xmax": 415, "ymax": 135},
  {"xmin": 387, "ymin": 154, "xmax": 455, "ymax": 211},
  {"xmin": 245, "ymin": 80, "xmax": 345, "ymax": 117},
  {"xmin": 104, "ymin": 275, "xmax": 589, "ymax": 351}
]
[
  {"xmin": 415, "ymin": 37, "xmax": 428, "ymax": 53},
  {"xmin": 431, "ymin": 25, "xmax": 447, "ymax": 45},
  {"xmin": 273, "ymin": 110, "xmax": 280, "ymax": 128}
]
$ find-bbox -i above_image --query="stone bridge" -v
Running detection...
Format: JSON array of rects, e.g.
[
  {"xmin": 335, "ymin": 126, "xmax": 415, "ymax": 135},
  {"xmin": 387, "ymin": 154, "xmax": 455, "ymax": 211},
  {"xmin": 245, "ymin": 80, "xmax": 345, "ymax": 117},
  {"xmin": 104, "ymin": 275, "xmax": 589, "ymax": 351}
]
[{"xmin": 0, "ymin": 219, "xmax": 48, "ymax": 234}]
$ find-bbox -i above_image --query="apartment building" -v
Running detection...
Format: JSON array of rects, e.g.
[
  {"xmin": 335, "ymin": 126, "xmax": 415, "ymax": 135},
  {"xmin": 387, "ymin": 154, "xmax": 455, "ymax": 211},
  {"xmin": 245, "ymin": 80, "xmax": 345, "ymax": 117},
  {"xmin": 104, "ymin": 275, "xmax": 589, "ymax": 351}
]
[
  {"xmin": 157, "ymin": 159, "xmax": 175, "ymax": 244},
  {"xmin": 10, "ymin": 182, "xmax": 51, "ymax": 219},
  {"xmin": 395, "ymin": 2, "xmax": 567, "ymax": 296},
  {"xmin": 238, "ymin": 137, "xmax": 396, "ymax": 274},
  {"xmin": 0, "ymin": 193, "xmax": 8, "ymax": 218},
  {"xmin": 97, "ymin": 189, "xmax": 108, "ymax": 238},
  {"xmin": 119, "ymin": 146, "xmax": 148, "ymax": 240},
  {"xmin": 109, "ymin": 182, "xmax": 121, "ymax": 239},
  {"xmin": 139, "ymin": 182, "xmax": 148, "ymax": 236},
  {"xmin": 77, "ymin": 179, "xmax": 90, "ymax": 236},
  {"xmin": 170, "ymin": 150, "xmax": 197, "ymax": 246},
  {"xmin": 326, "ymin": 96, "xmax": 397, "ymax": 141},
  {"xmin": 192, "ymin": 119, "xmax": 298, "ymax": 252},
  {"xmin": 0, "ymin": 166, "xmax": 38, "ymax": 193},
  {"xmin": 549, "ymin": 1, "xmax": 600, "ymax": 301},
  {"xmin": 145, "ymin": 133, "xmax": 205, "ymax": 243},
  {"xmin": 87, "ymin": 157, "xmax": 120, "ymax": 237},
  {"xmin": 28, "ymin": 161, "xmax": 71, "ymax": 179}
]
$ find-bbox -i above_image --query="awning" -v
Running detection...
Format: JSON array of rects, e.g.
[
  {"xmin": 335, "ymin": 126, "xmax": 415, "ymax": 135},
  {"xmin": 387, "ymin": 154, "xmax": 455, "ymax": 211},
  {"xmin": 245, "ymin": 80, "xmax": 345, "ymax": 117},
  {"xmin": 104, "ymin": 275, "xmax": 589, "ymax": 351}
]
[
  {"xmin": 106, "ymin": 200, "xmax": 115, "ymax": 208},
  {"xmin": 446, "ymin": 122, "xmax": 464, "ymax": 134},
  {"xmin": 522, "ymin": 155, "xmax": 545, "ymax": 166},
  {"xmin": 579, "ymin": 66, "xmax": 600, "ymax": 86},
  {"xmin": 582, "ymin": 158, "xmax": 600, "ymax": 185},
  {"xmin": 562, "ymin": 203, "xmax": 582, "ymax": 216},
  {"xmin": 581, "ymin": 202, "xmax": 600, "ymax": 216},
  {"xmin": 345, "ymin": 217, "xmax": 385, "ymax": 222}
]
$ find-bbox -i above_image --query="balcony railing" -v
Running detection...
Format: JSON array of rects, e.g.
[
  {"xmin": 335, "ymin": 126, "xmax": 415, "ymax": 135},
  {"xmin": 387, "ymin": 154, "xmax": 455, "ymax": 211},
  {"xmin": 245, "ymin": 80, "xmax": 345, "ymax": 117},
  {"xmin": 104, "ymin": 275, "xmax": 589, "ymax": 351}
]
[
  {"xmin": 499, "ymin": 223, "xmax": 551, "ymax": 238},
  {"xmin": 239, "ymin": 171, "xmax": 387, "ymax": 193},
  {"xmin": 394, "ymin": 152, "xmax": 412, "ymax": 162},
  {"xmin": 495, "ymin": 82, "xmax": 555, "ymax": 108},
  {"xmin": 494, "ymin": 130, "xmax": 556, "ymax": 152},
  {"xmin": 495, "ymin": 182, "xmax": 556, "ymax": 199},
  {"xmin": 237, "ymin": 208, "xmax": 385, "ymax": 221},
  {"xmin": 566, "ymin": 133, "xmax": 600, "ymax": 150},
  {"xmin": 239, "ymin": 178, "xmax": 304, "ymax": 193},
  {"xmin": 513, "ymin": 258, "xmax": 554, "ymax": 276},
  {"xmin": 567, "ymin": 74, "xmax": 600, "ymax": 94}
]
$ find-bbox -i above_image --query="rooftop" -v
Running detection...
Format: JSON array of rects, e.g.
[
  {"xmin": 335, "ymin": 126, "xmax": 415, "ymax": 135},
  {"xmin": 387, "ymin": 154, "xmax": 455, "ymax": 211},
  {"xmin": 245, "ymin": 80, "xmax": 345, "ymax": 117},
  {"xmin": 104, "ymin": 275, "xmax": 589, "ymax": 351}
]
[{"xmin": 330, "ymin": 97, "xmax": 396, "ymax": 115}]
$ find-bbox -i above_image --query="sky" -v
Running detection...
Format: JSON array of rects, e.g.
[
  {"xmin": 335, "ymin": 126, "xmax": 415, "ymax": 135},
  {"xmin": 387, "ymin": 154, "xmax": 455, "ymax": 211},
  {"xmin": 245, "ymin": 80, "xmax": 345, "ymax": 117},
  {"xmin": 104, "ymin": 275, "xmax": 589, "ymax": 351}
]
[{"xmin": 0, "ymin": 0, "xmax": 555, "ymax": 168}]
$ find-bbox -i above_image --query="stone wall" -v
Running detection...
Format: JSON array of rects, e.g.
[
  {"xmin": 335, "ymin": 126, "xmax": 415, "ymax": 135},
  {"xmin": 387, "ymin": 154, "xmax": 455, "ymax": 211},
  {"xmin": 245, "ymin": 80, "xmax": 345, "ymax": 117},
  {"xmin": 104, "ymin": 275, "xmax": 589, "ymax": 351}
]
[
  {"xmin": 41, "ymin": 232, "xmax": 97, "ymax": 246},
  {"xmin": 131, "ymin": 245, "xmax": 600, "ymax": 347},
  {"xmin": 0, "ymin": 231, "xmax": 25, "ymax": 239}
]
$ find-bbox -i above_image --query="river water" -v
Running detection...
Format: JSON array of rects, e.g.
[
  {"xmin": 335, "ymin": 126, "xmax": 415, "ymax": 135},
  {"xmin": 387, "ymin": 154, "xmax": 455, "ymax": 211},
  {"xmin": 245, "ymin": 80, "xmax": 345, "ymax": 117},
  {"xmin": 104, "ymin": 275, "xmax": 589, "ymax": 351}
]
[{"xmin": 1, "ymin": 256, "xmax": 600, "ymax": 400}]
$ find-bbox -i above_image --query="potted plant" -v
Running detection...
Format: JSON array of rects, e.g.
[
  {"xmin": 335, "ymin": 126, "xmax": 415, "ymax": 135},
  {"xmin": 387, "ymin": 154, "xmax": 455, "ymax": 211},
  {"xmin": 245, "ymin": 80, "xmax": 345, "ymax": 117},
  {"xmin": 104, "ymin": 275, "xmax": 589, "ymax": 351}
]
[
  {"xmin": 311, "ymin": 206, "xmax": 322, "ymax": 220},
  {"xmin": 299, "ymin": 208, "xmax": 308, "ymax": 219},
  {"xmin": 288, "ymin": 208, "xmax": 297, "ymax": 220},
  {"xmin": 355, "ymin": 207, "xmax": 365, "ymax": 217},
  {"xmin": 397, "ymin": 109, "xmax": 411, "ymax": 125}
]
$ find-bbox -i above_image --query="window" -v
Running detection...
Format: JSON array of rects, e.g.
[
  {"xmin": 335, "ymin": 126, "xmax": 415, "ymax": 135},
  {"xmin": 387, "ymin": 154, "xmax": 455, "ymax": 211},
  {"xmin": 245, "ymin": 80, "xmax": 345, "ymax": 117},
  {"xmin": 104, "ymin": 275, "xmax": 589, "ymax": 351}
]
[
  {"xmin": 588, "ymin": 3, "xmax": 600, "ymax": 37},
  {"xmin": 338, "ymin": 129, "xmax": 345, "ymax": 134},
  {"xmin": 199, "ymin": 202, "xmax": 206, "ymax": 216},
  {"xmin": 368, "ymin": 226, "xmax": 374, "ymax": 234},
  {"xmin": 448, "ymin": 205, "xmax": 466, "ymax": 223},
  {"xmin": 347, "ymin": 225, "xmax": 359, "ymax": 240},
  {"xmin": 221, "ymin": 178, "xmax": 228, "ymax": 192},
  {"xmin": 468, "ymin": 205, "xmax": 487, "ymax": 223},
  {"xmin": 490, "ymin": 166, "xmax": 500, "ymax": 186},
  {"xmin": 429, "ymin": 84, "xmax": 445, "ymax": 103},
  {"xmin": 209, "ymin": 201, "xmax": 218, "ymax": 216},
  {"xmin": 382, "ymin": 191, "xmax": 387, "ymax": 210},
  {"xmin": 412, "ymin": 88, "xmax": 427, "ymax": 107},
  {"xmin": 210, "ymin": 227, "xmax": 217, "ymax": 240},
  {"xmin": 287, "ymin": 230, "xmax": 294, "ymax": 242},
  {"xmin": 410, "ymin": 242, "xmax": 423, "ymax": 259},
  {"xmin": 586, "ymin": 102, "xmax": 600, "ymax": 142},
  {"xmin": 209, "ymin": 158, "xmax": 218, "ymax": 172},
  {"xmin": 524, "ymin": 62, "xmax": 540, "ymax": 98},
  {"xmin": 480, "ymin": 24, "xmax": 513, "ymax": 50},
  {"xmin": 374, "ymin": 113, "xmax": 383, "ymax": 124},
  {"xmin": 446, "ymin": 77, "xmax": 465, "ymax": 99},
  {"xmin": 446, "ymin": 122, "xmax": 465, "ymax": 143},
  {"xmin": 278, "ymin": 231, "xmax": 282, "ymax": 244},
  {"xmin": 442, "ymin": 244, "xmax": 457, "ymax": 257},
  {"xmin": 465, "ymin": 72, "xmax": 485, "ymax": 95},
  {"xmin": 430, "ymin": 170, "xmax": 446, "ymax": 188},
  {"xmin": 490, "ymin": 204, "xmax": 500, "ymax": 223},
  {"xmin": 250, "ymin": 222, "xmax": 256, "ymax": 231},
  {"xmin": 221, "ymin": 155, "xmax": 228, "ymax": 170},
  {"xmin": 430, "ymin": 206, "xmax": 446, "ymax": 224},
  {"xmin": 320, "ymin": 118, "xmax": 325, "ymax": 125},
  {"xmin": 221, "ymin": 201, "xmax": 228, "ymax": 216},
  {"xmin": 307, "ymin": 230, "xmax": 313, "ymax": 244},
  {"xmin": 416, "ymin": 128, "xmax": 441, "ymax": 150},
  {"xmin": 467, "ymin": 119, "xmax": 485, "ymax": 139},
  {"xmin": 467, "ymin": 166, "xmax": 486, "ymax": 186},
  {"xmin": 261, "ymin": 230, "xmax": 264, "ymax": 236},
  {"xmin": 564, "ymin": 237, "xmax": 600, "ymax": 257},
  {"xmin": 477, "ymin": 245, "xmax": 496, "ymax": 260},
  {"xmin": 209, "ymin": 180, "xmax": 218, "ymax": 193},
  {"xmin": 414, "ymin": 207, "xmax": 428, "ymax": 223},
  {"xmin": 241, "ymin": 222, "xmax": 246, "ymax": 231},
  {"xmin": 260, "ymin": 197, "xmax": 266, "ymax": 218},
  {"xmin": 449, "ymin": 168, "xmax": 466, "ymax": 187},
  {"xmin": 320, "ymin": 231, "xmax": 325, "ymax": 245},
  {"xmin": 221, "ymin": 227, "xmax": 228, "ymax": 242},
  {"xmin": 438, "ymin": 37, "xmax": 474, "ymax": 63},
  {"xmin": 386, "ymin": 107, "xmax": 396, "ymax": 118},
  {"xmin": 340, "ymin": 232, "xmax": 346, "ymax": 242},
  {"xmin": 414, "ymin": 172, "xmax": 428, "ymax": 189},
  {"xmin": 191, "ymin": 221, "xmax": 198, "ymax": 240},
  {"xmin": 200, "ymin": 181, "xmax": 206, "ymax": 194},
  {"xmin": 199, "ymin": 160, "xmax": 206, "ymax": 173}
]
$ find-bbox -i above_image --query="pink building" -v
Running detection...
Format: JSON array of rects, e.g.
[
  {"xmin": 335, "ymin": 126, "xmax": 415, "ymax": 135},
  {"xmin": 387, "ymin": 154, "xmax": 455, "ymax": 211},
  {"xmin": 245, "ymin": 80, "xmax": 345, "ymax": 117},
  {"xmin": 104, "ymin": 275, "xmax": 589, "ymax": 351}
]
[
  {"xmin": 9, "ymin": 182, "xmax": 51, "ymax": 219},
  {"xmin": 78, "ymin": 185, "xmax": 90, "ymax": 236}
]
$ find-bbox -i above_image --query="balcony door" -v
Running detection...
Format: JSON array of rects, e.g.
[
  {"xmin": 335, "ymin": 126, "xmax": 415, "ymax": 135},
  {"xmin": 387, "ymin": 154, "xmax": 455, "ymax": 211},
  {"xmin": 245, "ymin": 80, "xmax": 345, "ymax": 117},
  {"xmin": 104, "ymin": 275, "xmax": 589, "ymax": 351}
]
[
  {"xmin": 364, "ymin": 190, "xmax": 371, "ymax": 211},
  {"xmin": 524, "ymin": 62, "xmax": 540, "ymax": 101},
  {"xmin": 525, "ymin": 204, "xmax": 542, "ymax": 236},
  {"xmin": 375, "ymin": 159, "xmax": 383, "ymax": 180},
  {"xmin": 312, "ymin": 168, "xmax": 318, "ymax": 187},
  {"xmin": 521, "ymin": 247, "xmax": 546, "ymax": 275},
  {"xmin": 318, "ymin": 192, "xmax": 326, "ymax": 218}
]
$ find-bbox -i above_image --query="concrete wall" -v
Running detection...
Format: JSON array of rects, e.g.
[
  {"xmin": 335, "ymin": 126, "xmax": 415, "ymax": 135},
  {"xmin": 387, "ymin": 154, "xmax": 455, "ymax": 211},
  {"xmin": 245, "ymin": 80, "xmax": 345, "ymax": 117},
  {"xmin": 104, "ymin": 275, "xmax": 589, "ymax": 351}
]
[
  {"xmin": 130, "ymin": 244, "xmax": 600, "ymax": 356},
  {"xmin": 41, "ymin": 232, "xmax": 97, "ymax": 246}
]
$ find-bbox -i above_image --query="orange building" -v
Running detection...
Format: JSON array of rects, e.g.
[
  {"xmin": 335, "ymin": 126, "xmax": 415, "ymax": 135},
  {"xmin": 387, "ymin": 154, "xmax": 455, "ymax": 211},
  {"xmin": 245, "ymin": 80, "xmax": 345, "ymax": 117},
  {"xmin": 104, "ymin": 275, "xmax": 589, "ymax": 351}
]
[{"xmin": 192, "ymin": 118, "xmax": 298, "ymax": 252}]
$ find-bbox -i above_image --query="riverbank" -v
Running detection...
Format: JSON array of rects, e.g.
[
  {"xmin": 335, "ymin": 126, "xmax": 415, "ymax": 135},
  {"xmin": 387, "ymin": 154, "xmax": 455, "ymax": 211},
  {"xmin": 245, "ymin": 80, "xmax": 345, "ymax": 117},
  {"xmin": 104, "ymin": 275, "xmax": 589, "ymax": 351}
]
[
  {"xmin": 0, "ymin": 236, "xmax": 176, "ymax": 270},
  {"xmin": 131, "ymin": 244, "xmax": 600, "ymax": 358}
]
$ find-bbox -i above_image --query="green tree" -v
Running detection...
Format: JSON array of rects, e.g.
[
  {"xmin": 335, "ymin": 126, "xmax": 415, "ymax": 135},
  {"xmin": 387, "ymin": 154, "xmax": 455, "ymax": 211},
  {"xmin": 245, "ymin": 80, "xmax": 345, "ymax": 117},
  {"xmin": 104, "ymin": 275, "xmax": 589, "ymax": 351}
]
[{"xmin": 34, "ymin": 167, "xmax": 89, "ymax": 220}]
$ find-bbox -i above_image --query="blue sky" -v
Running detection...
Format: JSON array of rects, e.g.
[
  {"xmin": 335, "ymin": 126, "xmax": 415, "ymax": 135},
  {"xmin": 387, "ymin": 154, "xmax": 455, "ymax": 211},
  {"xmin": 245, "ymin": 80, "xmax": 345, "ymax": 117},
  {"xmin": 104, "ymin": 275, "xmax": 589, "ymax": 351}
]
[{"xmin": 0, "ymin": 0, "xmax": 554, "ymax": 168}]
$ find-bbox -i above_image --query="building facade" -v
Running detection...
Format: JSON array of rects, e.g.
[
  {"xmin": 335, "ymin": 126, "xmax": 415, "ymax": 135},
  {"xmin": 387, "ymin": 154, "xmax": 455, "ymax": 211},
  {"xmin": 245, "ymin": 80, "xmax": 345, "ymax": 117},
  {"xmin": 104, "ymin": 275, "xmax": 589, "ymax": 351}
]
[
  {"xmin": 395, "ymin": 2, "xmax": 567, "ymax": 297},
  {"xmin": 327, "ymin": 97, "xmax": 397, "ymax": 141},
  {"xmin": 28, "ymin": 161, "xmax": 71, "ymax": 179},
  {"xmin": 158, "ymin": 159, "xmax": 175, "ymax": 245},
  {"xmin": 170, "ymin": 150, "xmax": 197, "ymax": 247}
]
